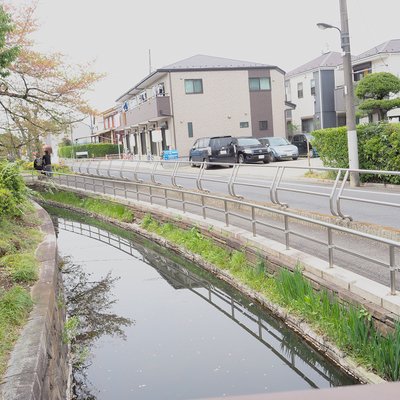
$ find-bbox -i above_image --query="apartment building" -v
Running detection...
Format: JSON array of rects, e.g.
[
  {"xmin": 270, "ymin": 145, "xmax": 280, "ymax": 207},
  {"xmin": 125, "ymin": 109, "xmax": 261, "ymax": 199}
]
[{"xmin": 113, "ymin": 54, "xmax": 287, "ymax": 158}]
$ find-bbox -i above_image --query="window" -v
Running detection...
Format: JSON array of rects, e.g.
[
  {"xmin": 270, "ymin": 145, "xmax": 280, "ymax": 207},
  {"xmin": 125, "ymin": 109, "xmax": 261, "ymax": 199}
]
[
  {"xmin": 310, "ymin": 79, "xmax": 316, "ymax": 96},
  {"xmin": 185, "ymin": 79, "xmax": 203, "ymax": 94},
  {"xmin": 249, "ymin": 77, "xmax": 271, "ymax": 91},
  {"xmin": 353, "ymin": 62, "xmax": 372, "ymax": 82},
  {"xmin": 297, "ymin": 82, "xmax": 303, "ymax": 98},
  {"xmin": 259, "ymin": 120, "xmax": 268, "ymax": 130},
  {"xmin": 187, "ymin": 122, "xmax": 193, "ymax": 138},
  {"xmin": 240, "ymin": 122, "xmax": 249, "ymax": 128}
]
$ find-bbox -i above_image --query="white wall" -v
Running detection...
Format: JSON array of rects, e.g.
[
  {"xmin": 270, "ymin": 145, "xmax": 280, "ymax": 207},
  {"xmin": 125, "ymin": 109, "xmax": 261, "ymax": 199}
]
[
  {"xmin": 170, "ymin": 70, "xmax": 252, "ymax": 157},
  {"xmin": 287, "ymin": 71, "xmax": 316, "ymax": 131}
]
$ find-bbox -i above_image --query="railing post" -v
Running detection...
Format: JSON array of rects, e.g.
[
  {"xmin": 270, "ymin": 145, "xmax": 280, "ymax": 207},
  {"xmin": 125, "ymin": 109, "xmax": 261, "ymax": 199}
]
[
  {"xmin": 165, "ymin": 188, "xmax": 168, "ymax": 208},
  {"xmin": 134, "ymin": 160, "xmax": 143, "ymax": 183},
  {"xmin": 224, "ymin": 199, "xmax": 229, "ymax": 227},
  {"xmin": 149, "ymin": 186, "xmax": 153, "ymax": 204},
  {"xmin": 336, "ymin": 170, "xmax": 353, "ymax": 220},
  {"xmin": 182, "ymin": 191, "xmax": 186, "ymax": 213},
  {"xmin": 328, "ymin": 227, "xmax": 334, "ymax": 268},
  {"xmin": 201, "ymin": 195, "xmax": 206, "ymax": 219},
  {"xmin": 252, "ymin": 207, "xmax": 256, "ymax": 237},
  {"xmin": 284, "ymin": 215, "xmax": 290, "ymax": 250},
  {"xmin": 329, "ymin": 169, "xmax": 342, "ymax": 217},
  {"xmin": 390, "ymin": 245, "xmax": 396, "ymax": 295}
]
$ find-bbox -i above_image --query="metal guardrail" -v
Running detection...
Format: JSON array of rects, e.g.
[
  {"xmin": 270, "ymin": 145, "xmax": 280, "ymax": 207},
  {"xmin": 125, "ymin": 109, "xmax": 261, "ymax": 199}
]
[
  {"xmin": 64, "ymin": 159, "xmax": 400, "ymax": 222},
  {"xmin": 31, "ymin": 172, "xmax": 400, "ymax": 295}
]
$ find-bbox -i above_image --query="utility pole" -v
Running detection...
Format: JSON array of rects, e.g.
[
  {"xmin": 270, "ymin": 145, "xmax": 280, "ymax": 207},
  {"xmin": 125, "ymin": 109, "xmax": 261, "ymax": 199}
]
[{"xmin": 339, "ymin": 0, "xmax": 360, "ymax": 187}]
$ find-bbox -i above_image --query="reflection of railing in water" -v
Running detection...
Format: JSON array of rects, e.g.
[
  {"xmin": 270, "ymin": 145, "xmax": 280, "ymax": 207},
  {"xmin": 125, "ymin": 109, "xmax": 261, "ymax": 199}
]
[{"xmin": 57, "ymin": 217, "xmax": 352, "ymax": 388}]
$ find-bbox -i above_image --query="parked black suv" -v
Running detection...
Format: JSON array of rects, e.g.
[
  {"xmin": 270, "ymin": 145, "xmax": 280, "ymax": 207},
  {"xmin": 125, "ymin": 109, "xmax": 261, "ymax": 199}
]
[
  {"xmin": 189, "ymin": 135, "xmax": 271, "ymax": 167},
  {"xmin": 291, "ymin": 133, "xmax": 318, "ymax": 157}
]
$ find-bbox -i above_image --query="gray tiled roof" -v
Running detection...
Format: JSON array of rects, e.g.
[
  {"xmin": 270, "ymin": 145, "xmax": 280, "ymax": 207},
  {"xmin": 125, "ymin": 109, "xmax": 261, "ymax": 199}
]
[
  {"xmin": 286, "ymin": 52, "xmax": 343, "ymax": 78},
  {"xmin": 353, "ymin": 39, "xmax": 400, "ymax": 61},
  {"xmin": 116, "ymin": 54, "xmax": 283, "ymax": 102},
  {"xmin": 159, "ymin": 54, "xmax": 276, "ymax": 71}
]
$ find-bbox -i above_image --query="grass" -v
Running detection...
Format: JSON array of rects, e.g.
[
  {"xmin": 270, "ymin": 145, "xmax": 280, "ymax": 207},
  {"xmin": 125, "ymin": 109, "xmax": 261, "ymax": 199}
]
[
  {"xmin": 2, "ymin": 253, "xmax": 38, "ymax": 283},
  {"xmin": 304, "ymin": 170, "xmax": 336, "ymax": 180},
  {"xmin": 37, "ymin": 189, "xmax": 134, "ymax": 222},
  {"xmin": 0, "ymin": 285, "xmax": 34, "ymax": 377},
  {"xmin": 0, "ymin": 209, "xmax": 43, "ymax": 378},
  {"xmin": 140, "ymin": 213, "xmax": 400, "ymax": 381}
]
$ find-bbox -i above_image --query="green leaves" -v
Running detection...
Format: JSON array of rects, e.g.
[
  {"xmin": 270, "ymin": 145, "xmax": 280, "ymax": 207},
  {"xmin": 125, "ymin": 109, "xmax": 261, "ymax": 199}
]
[
  {"xmin": 0, "ymin": 6, "xmax": 20, "ymax": 78},
  {"xmin": 312, "ymin": 123, "xmax": 400, "ymax": 183},
  {"xmin": 355, "ymin": 72, "xmax": 400, "ymax": 100},
  {"xmin": 355, "ymin": 72, "xmax": 400, "ymax": 120},
  {"xmin": 58, "ymin": 143, "xmax": 120, "ymax": 158}
]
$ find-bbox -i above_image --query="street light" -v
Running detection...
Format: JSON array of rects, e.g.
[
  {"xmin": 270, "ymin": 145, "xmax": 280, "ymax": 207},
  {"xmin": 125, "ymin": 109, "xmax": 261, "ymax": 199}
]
[{"xmin": 317, "ymin": 0, "xmax": 360, "ymax": 187}]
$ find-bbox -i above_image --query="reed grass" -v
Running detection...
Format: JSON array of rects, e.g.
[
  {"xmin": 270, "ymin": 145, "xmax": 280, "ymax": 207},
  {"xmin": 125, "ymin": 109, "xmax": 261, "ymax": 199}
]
[{"xmin": 38, "ymin": 189, "xmax": 134, "ymax": 222}]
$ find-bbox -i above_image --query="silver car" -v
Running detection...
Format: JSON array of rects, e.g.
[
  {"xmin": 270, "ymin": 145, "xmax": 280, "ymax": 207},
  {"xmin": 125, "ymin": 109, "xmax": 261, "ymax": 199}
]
[{"xmin": 259, "ymin": 137, "xmax": 299, "ymax": 162}]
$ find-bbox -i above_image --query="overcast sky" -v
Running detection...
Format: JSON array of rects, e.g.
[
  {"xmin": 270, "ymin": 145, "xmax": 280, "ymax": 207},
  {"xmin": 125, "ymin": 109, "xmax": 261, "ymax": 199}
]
[{"xmin": 14, "ymin": 0, "xmax": 400, "ymax": 111}]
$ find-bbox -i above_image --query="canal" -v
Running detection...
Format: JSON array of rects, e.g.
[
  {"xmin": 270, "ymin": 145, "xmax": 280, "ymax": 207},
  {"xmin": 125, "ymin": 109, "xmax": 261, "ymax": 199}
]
[{"xmin": 48, "ymin": 207, "xmax": 357, "ymax": 399}]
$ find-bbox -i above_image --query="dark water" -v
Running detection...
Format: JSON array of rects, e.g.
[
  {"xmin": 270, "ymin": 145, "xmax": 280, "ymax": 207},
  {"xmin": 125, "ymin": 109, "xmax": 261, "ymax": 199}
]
[{"xmin": 50, "ymin": 209, "xmax": 357, "ymax": 400}]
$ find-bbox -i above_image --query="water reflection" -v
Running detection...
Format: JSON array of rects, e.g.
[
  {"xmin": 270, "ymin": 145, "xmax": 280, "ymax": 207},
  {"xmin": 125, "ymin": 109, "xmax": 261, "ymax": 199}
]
[
  {"xmin": 61, "ymin": 259, "xmax": 134, "ymax": 399},
  {"xmin": 53, "ymin": 215, "xmax": 356, "ymax": 399}
]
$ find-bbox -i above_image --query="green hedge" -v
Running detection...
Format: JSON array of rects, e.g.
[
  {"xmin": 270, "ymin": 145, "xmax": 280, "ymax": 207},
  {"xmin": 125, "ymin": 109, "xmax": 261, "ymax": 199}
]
[
  {"xmin": 58, "ymin": 143, "xmax": 119, "ymax": 158},
  {"xmin": 312, "ymin": 123, "xmax": 400, "ymax": 184}
]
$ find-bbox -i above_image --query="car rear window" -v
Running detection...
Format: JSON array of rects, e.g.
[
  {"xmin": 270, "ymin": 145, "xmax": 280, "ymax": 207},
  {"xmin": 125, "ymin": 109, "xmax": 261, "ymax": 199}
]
[{"xmin": 210, "ymin": 137, "xmax": 232, "ymax": 147}]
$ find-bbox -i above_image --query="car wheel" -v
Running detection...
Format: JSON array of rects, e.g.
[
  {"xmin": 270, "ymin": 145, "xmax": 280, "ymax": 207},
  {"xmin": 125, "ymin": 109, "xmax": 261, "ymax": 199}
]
[
  {"xmin": 237, "ymin": 153, "xmax": 245, "ymax": 164},
  {"xmin": 189, "ymin": 157, "xmax": 195, "ymax": 167},
  {"xmin": 269, "ymin": 153, "xmax": 276, "ymax": 162},
  {"xmin": 292, "ymin": 156, "xmax": 298, "ymax": 161},
  {"xmin": 263, "ymin": 158, "xmax": 269, "ymax": 164}
]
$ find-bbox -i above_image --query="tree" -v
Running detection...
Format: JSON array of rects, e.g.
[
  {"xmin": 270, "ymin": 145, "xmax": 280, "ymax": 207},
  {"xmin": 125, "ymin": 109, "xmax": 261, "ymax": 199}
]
[
  {"xmin": 355, "ymin": 72, "xmax": 400, "ymax": 121},
  {"xmin": 0, "ymin": 5, "xmax": 19, "ymax": 78},
  {"xmin": 0, "ymin": 3, "xmax": 104, "ymax": 158}
]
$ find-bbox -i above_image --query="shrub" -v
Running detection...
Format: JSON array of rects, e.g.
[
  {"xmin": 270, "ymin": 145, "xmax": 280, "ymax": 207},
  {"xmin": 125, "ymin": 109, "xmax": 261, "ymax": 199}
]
[
  {"xmin": 0, "ymin": 162, "xmax": 26, "ymax": 203},
  {"xmin": 58, "ymin": 143, "xmax": 119, "ymax": 159},
  {"xmin": 312, "ymin": 122, "xmax": 400, "ymax": 183},
  {"xmin": 0, "ymin": 188, "xmax": 19, "ymax": 217}
]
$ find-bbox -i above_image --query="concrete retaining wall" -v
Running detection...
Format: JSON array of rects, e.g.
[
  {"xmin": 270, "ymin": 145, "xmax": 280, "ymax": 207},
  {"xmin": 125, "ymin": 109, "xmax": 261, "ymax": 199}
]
[{"xmin": 0, "ymin": 203, "xmax": 68, "ymax": 400}]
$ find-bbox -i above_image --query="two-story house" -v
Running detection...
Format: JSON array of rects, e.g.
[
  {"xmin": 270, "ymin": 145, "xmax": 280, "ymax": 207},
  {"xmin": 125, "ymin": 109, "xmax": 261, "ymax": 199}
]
[
  {"xmin": 335, "ymin": 39, "xmax": 400, "ymax": 124},
  {"xmin": 285, "ymin": 52, "xmax": 343, "ymax": 133},
  {"xmin": 114, "ymin": 54, "xmax": 287, "ymax": 158},
  {"xmin": 287, "ymin": 39, "xmax": 400, "ymax": 132}
]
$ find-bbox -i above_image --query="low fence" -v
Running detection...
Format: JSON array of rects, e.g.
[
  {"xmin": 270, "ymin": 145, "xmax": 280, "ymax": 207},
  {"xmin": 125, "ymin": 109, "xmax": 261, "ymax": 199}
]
[{"xmin": 63, "ymin": 158, "xmax": 400, "ymax": 223}]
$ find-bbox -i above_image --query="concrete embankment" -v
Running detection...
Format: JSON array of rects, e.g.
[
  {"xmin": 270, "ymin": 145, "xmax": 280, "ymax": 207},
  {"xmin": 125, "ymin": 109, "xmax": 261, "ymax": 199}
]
[{"xmin": 0, "ymin": 203, "xmax": 68, "ymax": 400}]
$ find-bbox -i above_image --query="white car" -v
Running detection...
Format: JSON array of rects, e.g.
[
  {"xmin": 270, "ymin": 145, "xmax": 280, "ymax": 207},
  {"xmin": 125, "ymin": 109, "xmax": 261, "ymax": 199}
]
[{"xmin": 259, "ymin": 137, "xmax": 299, "ymax": 162}]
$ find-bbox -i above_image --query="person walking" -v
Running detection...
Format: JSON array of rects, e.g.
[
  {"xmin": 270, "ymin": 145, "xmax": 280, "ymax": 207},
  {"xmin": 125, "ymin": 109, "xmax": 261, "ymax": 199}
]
[{"xmin": 42, "ymin": 150, "xmax": 52, "ymax": 176}]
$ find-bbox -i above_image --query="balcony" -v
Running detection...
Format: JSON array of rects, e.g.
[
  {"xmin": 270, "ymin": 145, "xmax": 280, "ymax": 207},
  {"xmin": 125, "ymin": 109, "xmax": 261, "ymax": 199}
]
[{"xmin": 124, "ymin": 95, "xmax": 172, "ymax": 127}]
